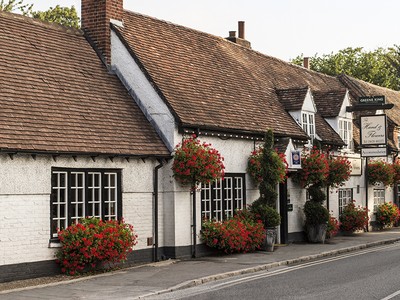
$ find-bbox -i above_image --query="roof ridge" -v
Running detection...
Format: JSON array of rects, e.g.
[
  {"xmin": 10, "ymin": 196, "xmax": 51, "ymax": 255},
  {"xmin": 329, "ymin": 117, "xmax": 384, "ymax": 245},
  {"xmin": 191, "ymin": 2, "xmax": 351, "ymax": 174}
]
[{"xmin": 0, "ymin": 10, "xmax": 82, "ymax": 36}]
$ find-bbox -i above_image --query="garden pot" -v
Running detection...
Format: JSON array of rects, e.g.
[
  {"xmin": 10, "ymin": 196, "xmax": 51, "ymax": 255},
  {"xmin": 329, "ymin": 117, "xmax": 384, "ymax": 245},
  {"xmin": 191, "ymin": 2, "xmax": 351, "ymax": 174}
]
[
  {"xmin": 306, "ymin": 223, "xmax": 327, "ymax": 243},
  {"xmin": 261, "ymin": 227, "xmax": 277, "ymax": 252}
]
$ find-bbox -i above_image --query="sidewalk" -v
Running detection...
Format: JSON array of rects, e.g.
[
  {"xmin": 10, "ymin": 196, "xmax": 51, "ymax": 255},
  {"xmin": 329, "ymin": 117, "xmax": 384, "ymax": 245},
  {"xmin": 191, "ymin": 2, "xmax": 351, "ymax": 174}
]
[{"xmin": 1, "ymin": 228, "xmax": 400, "ymax": 300}]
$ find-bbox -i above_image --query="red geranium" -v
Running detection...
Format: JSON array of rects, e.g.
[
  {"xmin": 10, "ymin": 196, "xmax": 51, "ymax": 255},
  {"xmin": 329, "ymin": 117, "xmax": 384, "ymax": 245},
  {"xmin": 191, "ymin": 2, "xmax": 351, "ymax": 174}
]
[
  {"xmin": 172, "ymin": 135, "xmax": 225, "ymax": 187},
  {"xmin": 294, "ymin": 148, "xmax": 329, "ymax": 188}
]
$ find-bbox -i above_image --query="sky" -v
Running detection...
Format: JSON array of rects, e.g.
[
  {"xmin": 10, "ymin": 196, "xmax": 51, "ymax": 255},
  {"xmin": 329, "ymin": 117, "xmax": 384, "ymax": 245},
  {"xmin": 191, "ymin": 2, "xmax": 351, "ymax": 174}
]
[{"xmin": 29, "ymin": 0, "xmax": 400, "ymax": 61}]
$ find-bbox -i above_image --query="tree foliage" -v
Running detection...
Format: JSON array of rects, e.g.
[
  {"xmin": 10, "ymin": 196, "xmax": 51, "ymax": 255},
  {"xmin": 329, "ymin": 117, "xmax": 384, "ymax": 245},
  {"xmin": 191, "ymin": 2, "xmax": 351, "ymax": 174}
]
[
  {"xmin": 0, "ymin": 0, "xmax": 79, "ymax": 28},
  {"xmin": 0, "ymin": 0, "xmax": 32, "ymax": 15},
  {"xmin": 32, "ymin": 5, "xmax": 79, "ymax": 28},
  {"xmin": 291, "ymin": 46, "xmax": 400, "ymax": 91}
]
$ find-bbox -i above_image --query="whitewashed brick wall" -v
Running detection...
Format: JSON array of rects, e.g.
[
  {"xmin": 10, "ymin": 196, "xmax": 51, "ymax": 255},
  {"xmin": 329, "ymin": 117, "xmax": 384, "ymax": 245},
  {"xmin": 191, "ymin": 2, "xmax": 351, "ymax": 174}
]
[{"xmin": 0, "ymin": 153, "xmax": 157, "ymax": 266}]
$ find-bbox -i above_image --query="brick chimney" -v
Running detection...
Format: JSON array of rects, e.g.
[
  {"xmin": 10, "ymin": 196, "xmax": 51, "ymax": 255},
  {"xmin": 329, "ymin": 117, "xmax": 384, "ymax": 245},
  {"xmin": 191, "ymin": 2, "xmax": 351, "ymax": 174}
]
[
  {"xmin": 81, "ymin": 0, "xmax": 123, "ymax": 66},
  {"xmin": 226, "ymin": 21, "xmax": 251, "ymax": 49},
  {"xmin": 303, "ymin": 57, "xmax": 310, "ymax": 69}
]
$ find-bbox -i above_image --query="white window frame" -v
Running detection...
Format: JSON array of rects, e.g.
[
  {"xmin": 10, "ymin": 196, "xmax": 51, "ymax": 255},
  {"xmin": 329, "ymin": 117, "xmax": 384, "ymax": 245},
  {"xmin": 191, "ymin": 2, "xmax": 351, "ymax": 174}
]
[
  {"xmin": 51, "ymin": 168, "xmax": 122, "ymax": 239},
  {"xmin": 339, "ymin": 119, "xmax": 353, "ymax": 150},
  {"xmin": 373, "ymin": 188, "xmax": 385, "ymax": 212},
  {"xmin": 302, "ymin": 111, "xmax": 315, "ymax": 141},
  {"xmin": 338, "ymin": 188, "xmax": 353, "ymax": 215},
  {"xmin": 201, "ymin": 173, "xmax": 246, "ymax": 222}
]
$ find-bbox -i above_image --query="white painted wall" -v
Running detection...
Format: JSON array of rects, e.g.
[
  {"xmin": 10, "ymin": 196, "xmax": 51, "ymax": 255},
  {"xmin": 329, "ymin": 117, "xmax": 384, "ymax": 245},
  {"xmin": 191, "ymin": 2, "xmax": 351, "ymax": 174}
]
[
  {"xmin": 0, "ymin": 154, "xmax": 158, "ymax": 266},
  {"xmin": 111, "ymin": 30, "xmax": 176, "ymax": 151}
]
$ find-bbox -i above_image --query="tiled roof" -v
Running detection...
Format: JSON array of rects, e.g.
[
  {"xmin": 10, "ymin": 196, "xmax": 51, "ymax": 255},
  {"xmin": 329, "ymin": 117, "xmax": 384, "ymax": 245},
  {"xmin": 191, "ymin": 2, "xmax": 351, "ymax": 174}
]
[
  {"xmin": 339, "ymin": 74, "xmax": 400, "ymax": 127},
  {"xmin": 275, "ymin": 87, "xmax": 309, "ymax": 111},
  {"xmin": 315, "ymin": 114, "xmax": 345, "ymax": 146},
  {"xmin": 0, "ymin": 11, "xmax": 169, "ymax": 157},
  {"xmin": 313, "ymin": 90, "xmax": 347, "ymax": 118},
  {"xmin": 115, "ymin": 11, "xmax": 348, "ymax": 141}
]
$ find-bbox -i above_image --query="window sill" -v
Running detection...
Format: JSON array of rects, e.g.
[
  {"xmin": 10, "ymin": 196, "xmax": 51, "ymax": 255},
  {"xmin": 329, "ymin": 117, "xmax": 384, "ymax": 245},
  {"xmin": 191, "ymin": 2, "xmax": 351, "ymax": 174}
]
[{"xmin": 48, "ymin": 240, "xmax": 61, "ymax": 248}]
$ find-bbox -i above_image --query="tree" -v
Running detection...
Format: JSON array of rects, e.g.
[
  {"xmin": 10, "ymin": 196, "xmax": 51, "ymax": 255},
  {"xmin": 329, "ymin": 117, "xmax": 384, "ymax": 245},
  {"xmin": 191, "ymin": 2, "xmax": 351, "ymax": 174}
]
[
  {"xmin": 32, "ymin": 5, "xmax": 79, "ymax": 28},
  {"xmin": 0, "ymin": 0, "xmax": 32, "ymax": 15},
  {"xmin": 291, "ymin": 46, "xmax": 400, "ymax": 91},
  {"xmin": 0, "ymin": 0, "xmax": 79, "ymax": 28}
]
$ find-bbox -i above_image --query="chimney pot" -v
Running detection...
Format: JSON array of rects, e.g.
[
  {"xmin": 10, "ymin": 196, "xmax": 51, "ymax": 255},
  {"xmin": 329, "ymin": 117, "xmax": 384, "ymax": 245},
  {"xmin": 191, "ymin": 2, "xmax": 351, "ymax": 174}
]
[
  {"xmin": 303, "ymin": 57, "xmax": 310, "ymax": 69},
  {"xmin": 229, "ymin": 31, "xmax": 236, "ymax": 38},
  {"xmin": 238, "ymin": 21, "xmax": 245, "ymax": 39}
]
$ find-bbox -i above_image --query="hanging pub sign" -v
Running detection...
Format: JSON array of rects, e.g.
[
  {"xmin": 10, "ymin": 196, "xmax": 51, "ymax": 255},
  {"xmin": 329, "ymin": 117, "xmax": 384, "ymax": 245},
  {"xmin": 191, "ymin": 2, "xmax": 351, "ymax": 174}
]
[
  {"xmin": 360, "ymin": 114, "xmax": 387, "ymax": 146},
  {"xmin": 290, "ymin": 150, "xmax": 301, "ymax": 169},
  {"xmin": 358, "ymin": 95, "xmax": 385, "ymax": 105}
]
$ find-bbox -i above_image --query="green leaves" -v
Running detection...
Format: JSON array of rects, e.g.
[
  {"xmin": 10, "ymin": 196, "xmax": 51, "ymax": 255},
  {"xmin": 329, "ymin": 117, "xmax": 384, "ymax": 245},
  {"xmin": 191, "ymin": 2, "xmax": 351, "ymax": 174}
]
[
  {"xmin": 0, "ymin": 0, "xmax": 80, "ymax": 28},
  {"xmin": 0, "ymin": 0, "xmax": 33, "ymax": 15},
  {"xmin": 31, "ymin": 5, "xmax": 79, "ymax": 28},
  {"xmin": 291, "ymin": 46, "xmax": 400, "ymax": 91}
]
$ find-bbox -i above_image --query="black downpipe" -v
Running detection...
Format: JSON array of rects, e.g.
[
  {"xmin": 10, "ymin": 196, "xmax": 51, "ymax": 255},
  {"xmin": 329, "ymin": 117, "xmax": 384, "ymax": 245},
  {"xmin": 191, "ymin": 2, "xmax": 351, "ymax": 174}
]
[
  {"xmin": 365, "ymin": 157, "xmax": 369, "ymax": 232},
  {"xmin": 192, "ymin": 186, "xmax": 197, "ymax": 258},
  {"xmin": 154, "ymin": 159, "xmax": 164, "ymax": 262}
]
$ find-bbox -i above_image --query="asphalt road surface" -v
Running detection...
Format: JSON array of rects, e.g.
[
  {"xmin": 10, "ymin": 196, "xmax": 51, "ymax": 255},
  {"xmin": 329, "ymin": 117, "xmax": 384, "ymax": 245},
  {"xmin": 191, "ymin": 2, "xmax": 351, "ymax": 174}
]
[{"xmin": 146, "ymin": 243, "xmax": 400, "ymax": 300}]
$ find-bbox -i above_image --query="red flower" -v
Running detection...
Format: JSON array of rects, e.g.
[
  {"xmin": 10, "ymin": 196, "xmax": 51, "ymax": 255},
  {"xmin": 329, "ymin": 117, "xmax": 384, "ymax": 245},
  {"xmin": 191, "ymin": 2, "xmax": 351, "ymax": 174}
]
[{"xmin": 172, "ymin": 136, "xmax": 225, "ymax": 187}]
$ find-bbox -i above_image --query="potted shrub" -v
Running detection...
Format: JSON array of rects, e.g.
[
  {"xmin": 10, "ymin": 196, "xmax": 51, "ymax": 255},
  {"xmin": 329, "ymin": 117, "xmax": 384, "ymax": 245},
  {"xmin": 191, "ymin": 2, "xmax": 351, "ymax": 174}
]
[
  {"xmin": 303, "ymin": 190, "xmax": 329, "ymax": 243},
  {"xmin": 249, "ymin": 201, "xmax": 281, "ymax": 251},
  {"xmin": 295, "ymin": 148, "xmax": 330, "ymax": 243},
  {"xmin": 247, "ymin": 130, "xmax": 287, "ymax": 251},
  {"xmin": 339, "ymin": 201, "xmax": 369, "ymax": 234},
  {"xmin": 375, "ymin": 202, "xmax": 400, "ymax": 229}
]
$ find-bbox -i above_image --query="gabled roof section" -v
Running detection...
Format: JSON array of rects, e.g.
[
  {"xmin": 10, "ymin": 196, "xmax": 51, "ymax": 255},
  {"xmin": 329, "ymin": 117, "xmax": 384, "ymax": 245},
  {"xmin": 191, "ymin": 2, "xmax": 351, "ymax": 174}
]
[
  {"xmin": 339, "ymin": 74, "xmax": 400, "ymax": 127},
  {"xmin": 275, "ymin": 87, "xmax": 309, "ymax": 111},
  {"xmin": 315, "ymin": 114, "xmax": 345, "ymax": 146},
  {"xmin": 313, "ymin": 90, "xmax": 347, "ymax": 118},
  {"xmin": 114, "ymin": 11, "xmax": 347, "ymax": 140},
  {"xmin": 0, "ymin": 11, "xmax": 169, "ymax": 157}
]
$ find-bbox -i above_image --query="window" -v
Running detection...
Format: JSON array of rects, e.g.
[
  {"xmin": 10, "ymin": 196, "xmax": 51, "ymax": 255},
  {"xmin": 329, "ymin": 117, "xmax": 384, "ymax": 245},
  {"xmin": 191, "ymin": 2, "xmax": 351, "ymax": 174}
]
[
  {"xmin": 339, "ymin": 119, "xmax": 353, "ymax": 150},
  {"xmin": 302, "ymin": 112, "xmax": 315, "ymax": 141},
  {"xmin": 338, "ymin": 188, "xmax": 353, "ymax": 215},
  {"xmin": 201, "ymin": 173, "xmax": 246, "ymax": 221},
  {"xmin": 51, "ymin": 168, "xmax": 122, "ymax": 239},
  {"xmin": 373, "ymin": 188, "xmax": 385, "ymax": 212}
]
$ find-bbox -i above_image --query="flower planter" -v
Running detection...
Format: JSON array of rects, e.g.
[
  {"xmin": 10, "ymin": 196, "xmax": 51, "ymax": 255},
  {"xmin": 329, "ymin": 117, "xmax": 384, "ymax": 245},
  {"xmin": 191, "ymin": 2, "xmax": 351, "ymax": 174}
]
[
  {"xmin": 306, "ymin": 223, "xmax": 327, "ymax": 243},
  {"xmin": 260, "ymin": 227, "xmax": 277, "ymax": 252}
]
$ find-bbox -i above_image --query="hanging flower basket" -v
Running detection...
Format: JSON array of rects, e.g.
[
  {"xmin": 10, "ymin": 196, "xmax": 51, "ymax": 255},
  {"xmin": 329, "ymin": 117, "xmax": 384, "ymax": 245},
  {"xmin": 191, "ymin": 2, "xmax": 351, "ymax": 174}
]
[
  {"xmin": 368, "ymin": 161, "xmax": 394, "ymax": 186},
  {"xmin": 293, "ymin": 148, "xmax": 329, "ymax": 188},
  {"xmin": 325, "ymin": 155, "xmax": 352, "ymax": 188},
  {"xmin": 172, "ymin": 135, "xmax": 225, "ymax": 187},
  {"xmin": 247, "ymin": 147, "xmax": 288, "ymax": 185},
  {"xmin": 392, "ymin": 162, "xmax": 400, "ymax": 183}
]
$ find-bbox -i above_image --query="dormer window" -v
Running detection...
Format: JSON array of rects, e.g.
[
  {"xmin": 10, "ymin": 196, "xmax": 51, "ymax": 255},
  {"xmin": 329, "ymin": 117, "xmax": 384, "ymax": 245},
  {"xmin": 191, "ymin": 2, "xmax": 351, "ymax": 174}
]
[
  {"xmin": 339, "ymin": 119, "xmax": 352, "ymax": 150},
  {"xmin": 302, "ymin": 112, "xmax": 315, "ymax": 141}
]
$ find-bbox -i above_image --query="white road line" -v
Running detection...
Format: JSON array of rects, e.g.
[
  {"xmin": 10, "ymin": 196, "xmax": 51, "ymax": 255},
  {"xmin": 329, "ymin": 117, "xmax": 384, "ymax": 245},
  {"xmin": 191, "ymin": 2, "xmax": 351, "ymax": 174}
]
[
  {"xmin": 381, "ymin": 290, "xmax": 400, "ymax": 300},
  {"xmin": 207, "ymin": 243, "xmax": 400, "ymax": 291}
]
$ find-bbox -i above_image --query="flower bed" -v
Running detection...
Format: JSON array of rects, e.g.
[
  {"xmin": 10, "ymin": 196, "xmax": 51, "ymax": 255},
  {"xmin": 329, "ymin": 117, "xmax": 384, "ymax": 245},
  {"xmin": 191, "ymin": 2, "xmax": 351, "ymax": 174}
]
[
  {"xmin": 376, "ymin": 202, "xmax": 400, "ymax": 228},
  {"xmin": 201, "ymin": 211, "xmax": 265, "ymax": 253},
  {"xmin": 339, "ymin": 201, "xmax": 369, "ymax": 233},
  {"xmin": 56, "ymin": 218, "xmax": 137, "ymax": 275}
]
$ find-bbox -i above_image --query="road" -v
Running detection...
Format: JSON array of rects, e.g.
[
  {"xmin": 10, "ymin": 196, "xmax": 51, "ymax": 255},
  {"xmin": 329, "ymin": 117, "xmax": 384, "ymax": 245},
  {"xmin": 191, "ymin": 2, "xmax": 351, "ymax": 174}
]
[{"xmin": 146, "ymin": 243, "xmax": 400, "ymax": 300}]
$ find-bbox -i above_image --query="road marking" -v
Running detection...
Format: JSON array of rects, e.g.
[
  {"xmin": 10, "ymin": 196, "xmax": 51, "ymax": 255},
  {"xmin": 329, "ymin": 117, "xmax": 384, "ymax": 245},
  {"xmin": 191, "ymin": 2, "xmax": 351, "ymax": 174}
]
[
  {"xmin": 381, "ymin": 290, "xmax": 400, "ymax": 300},
  {"xmin": 202, "ymin": 243, "xmax": 400, "ymax": 291}
]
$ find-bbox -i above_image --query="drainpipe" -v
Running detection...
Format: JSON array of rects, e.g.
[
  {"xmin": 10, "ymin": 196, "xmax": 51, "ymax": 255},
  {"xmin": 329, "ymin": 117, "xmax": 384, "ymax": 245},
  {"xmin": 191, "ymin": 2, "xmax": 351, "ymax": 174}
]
[
  {"xmin": 365, "ymin": 157, "xmax": 369, "ymax": 232},
  {"xmin": 192, "ymin": 185, "xmax": 197, "ymax": 258},
  {"xmin": 153, "ymin": 159, "xmax": 164, "ymax": 262}
]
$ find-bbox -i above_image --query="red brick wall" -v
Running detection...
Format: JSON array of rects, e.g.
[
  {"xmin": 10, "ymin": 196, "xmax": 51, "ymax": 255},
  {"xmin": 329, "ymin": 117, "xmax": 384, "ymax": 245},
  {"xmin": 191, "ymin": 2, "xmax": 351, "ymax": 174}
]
[{"xmin": 81, "ymin": 0, "xmax": 123, "ymax": 66}]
